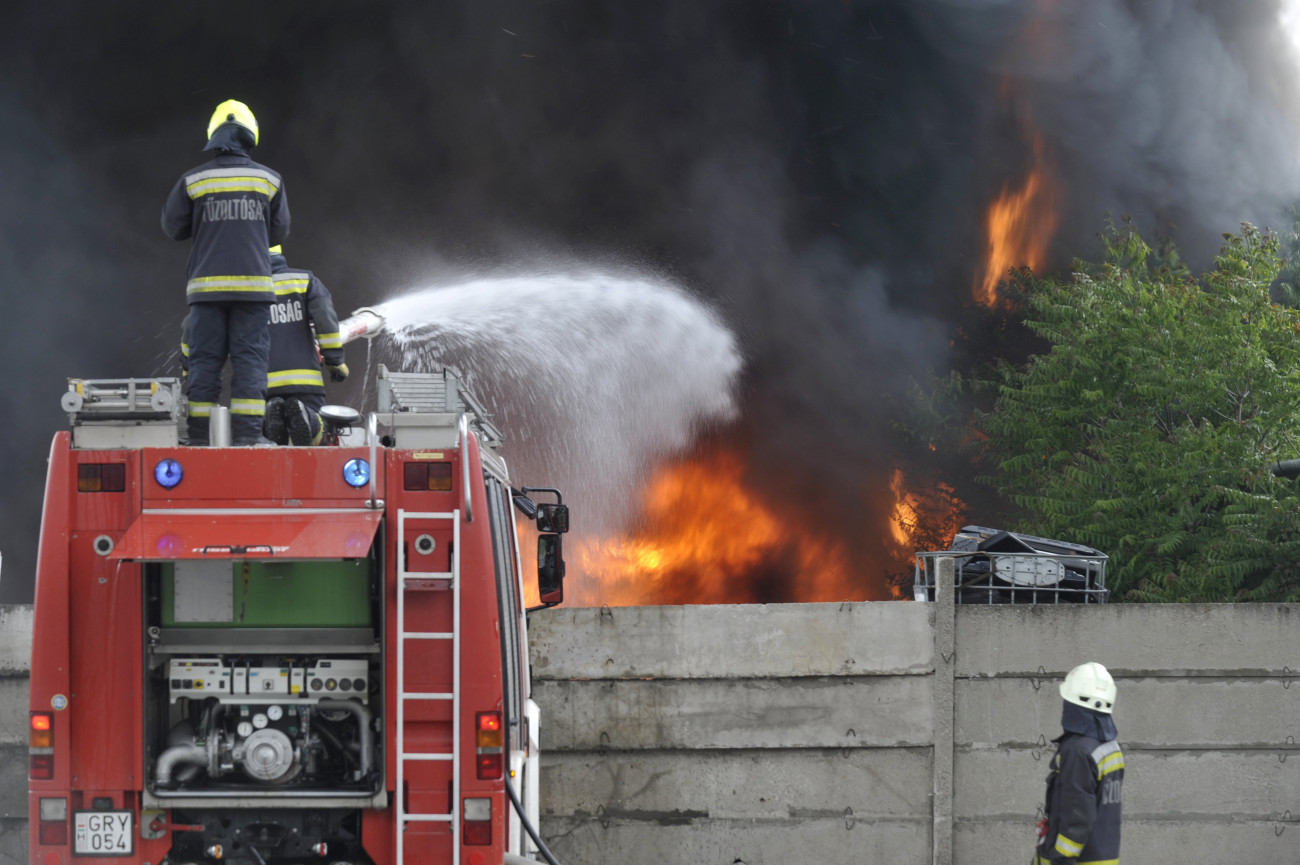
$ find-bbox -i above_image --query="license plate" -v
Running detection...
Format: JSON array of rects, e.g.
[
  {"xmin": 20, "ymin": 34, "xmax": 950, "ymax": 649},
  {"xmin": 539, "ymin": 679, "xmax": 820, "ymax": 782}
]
[{"xmin": 73, "ymin": 811, "xmax": 133, "ymax": 857}]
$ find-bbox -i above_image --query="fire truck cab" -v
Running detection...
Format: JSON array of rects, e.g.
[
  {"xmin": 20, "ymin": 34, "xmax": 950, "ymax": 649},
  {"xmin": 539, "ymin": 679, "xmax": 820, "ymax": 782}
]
[{"xmin": 28, "ymin": 365, "xmax": 567, "ymax": 865}]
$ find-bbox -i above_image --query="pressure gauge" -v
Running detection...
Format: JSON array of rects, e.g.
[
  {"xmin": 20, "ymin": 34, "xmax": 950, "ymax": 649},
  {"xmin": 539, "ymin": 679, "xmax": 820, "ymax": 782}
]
[
  {"xmin": 237, "ymin": 721, "xmax": 254, "ymax": 738},
  {"xmin": 266, "ymin": 705, "xmax": 283, "ymax": 722},
  {"xmin": 252, "ymin": 713, "xmax": 269, "ymax": 729}
]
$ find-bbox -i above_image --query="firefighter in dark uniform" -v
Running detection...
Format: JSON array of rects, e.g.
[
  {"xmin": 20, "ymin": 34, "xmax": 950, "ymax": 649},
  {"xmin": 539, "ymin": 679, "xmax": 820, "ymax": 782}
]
[
  {"xmin": 162, "ymin": 99, "xmax": 289, "ymax": 445},
  {"xmin": 1036, "ymin": 662, "xmax": 1124, "ymax": 865},
  {"xmin": 262, "ymin": 245, "xmax": 349, "ymax": 446}
]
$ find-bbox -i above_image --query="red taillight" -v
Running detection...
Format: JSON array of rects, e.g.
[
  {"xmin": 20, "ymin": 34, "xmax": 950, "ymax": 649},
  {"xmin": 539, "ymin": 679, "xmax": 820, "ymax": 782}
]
[
  {"xmin": 38, "ymin": 818, "xmax": 67, "ymax": 846},
  {"xmin": 77, "ymin": 463, "xmax": 125, "ymax": 492},
  {"xmin": 463, "ymin": 798, "xmax": 492, "ymax": 846},
  {"xmin": 476, "ymin": 753, "xmax": 503, "ymax": 778},
  {"xmin": 463, "ymin": 820, "xmax": 492, "ymax": 846},
  {"xmin": 30, "ymin": 753, "xmax": 54, "ymax": 780},
  {"xmin": 30, "ymin": 712, "xmax": 53, "ymax": 779},
  {"xmin": 476, "ymin": 711, "xmax": 503, "ymax": 780},
  {"xmin": 476, "ymin": 711, "xmax": 502, "ymax": 745}
]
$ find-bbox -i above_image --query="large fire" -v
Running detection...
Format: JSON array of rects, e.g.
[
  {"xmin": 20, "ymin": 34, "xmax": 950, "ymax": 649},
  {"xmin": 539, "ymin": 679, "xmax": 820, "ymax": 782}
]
[
  {"xmin": 569, "ymin": 448, "xmax": 868, "ymax": 606},
  {"xmin": 566, "ymin": 448, "xmax": 966, "ymax": 606},
  {"xmin": 975, "ymin": 125, "xmax": 1061, "ymax": 307}
]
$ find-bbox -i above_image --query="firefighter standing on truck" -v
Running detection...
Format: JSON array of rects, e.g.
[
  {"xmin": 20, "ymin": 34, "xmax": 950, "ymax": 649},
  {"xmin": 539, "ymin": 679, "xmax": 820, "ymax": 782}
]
[
  {"xmin": 162, "ymin": 99, "xmax": 289, "ymax": 446},
  {"xmin": 1036, "ymin": 661, "xmax": 1124, "ymax": 865},
  {"xmin": 262, "ymin": 244, "xmax": 349, "ymax": 445}
]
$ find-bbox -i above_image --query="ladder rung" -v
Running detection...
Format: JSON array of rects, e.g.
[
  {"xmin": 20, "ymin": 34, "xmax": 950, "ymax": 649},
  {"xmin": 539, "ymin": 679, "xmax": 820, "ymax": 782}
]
[
  {"xmin": 400, "ymin": 752, "xmax": 454, "ymax": 761},
  {"xmin": 403, "ymin": 572, "xmax": 454, "ymax": 581},
  {"xmin": 401, "ymin": 814, "xmax": 453, "ymax": 823},
  {"xmin": 402, "ymin": 692, "xmax": 453, "ymax": 700},
  {"xmin": 401, "ymin": 631, "xmax": 454, "ymax": 640}
]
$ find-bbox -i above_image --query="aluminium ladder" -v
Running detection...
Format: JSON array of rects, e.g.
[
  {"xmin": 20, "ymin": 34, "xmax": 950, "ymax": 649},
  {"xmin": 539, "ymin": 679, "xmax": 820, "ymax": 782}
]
[{"xmin": 395, "ymin": 508, "xmax": 461, "ymax": 865}]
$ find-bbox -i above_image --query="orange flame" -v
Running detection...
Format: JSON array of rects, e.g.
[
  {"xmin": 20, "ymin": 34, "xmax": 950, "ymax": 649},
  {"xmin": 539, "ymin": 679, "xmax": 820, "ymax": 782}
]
[
  {"xmin": 569, "ymin": 449, "xmax": 866, "ymax": 606},
  {"xmin": 889, "ymin": 468, "xmax": 921, "ymax": 547},
  {"xmin": 975, "ymin": 129, "xmax": 1061, "ymax": 307},
  {"xmin": 886, "ymin": 467, "xmax": 967, "ymax": 595}
]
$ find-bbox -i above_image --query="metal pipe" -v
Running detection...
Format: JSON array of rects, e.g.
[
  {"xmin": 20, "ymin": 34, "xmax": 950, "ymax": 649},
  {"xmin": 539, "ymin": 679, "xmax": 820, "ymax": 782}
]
[
  {"xmin": 155, "ymin": 744, "xmax": 209, "ymax": 786},
  {"xmin": 210, "ymin": 406, "xmax": 232, "ymax": 447},
  {"xmin": 315, "ymin": 699, "xmax": 373, "ymax": 781}
]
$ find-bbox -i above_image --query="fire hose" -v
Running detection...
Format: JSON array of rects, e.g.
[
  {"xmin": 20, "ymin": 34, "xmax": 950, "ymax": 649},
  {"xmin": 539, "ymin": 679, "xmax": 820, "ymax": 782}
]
[
  {"xmin": 504, "ymin": 777, "xmax": 563, "ymax": 865},
  {"xmin": 337, "ymin": 307, "xmax": 386, "ymax": 344}
]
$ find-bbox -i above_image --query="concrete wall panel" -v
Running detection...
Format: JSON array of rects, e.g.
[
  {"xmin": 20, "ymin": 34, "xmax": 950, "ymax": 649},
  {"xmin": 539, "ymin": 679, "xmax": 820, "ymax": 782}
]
[
  {"xmin": 0, "ymin": 746, "xmax": 26, "ymax": 819},
  {"xmin": 955, "ymin": 677, "xmax": 1300, "ymax": 748},
  {"xmin": 0, "ymin": 680, "xmax": 28, "ymax": 748},
  {"xmin": 540, "ymin": 748, "xmax": 933, "ymax": 819},
  {"xmin": 955, "ymin": 603, "xmax": 1299, "ymax": 677},
  {"xmin": 528, "ymin": 602, "xmax": 933, "ymax": 679},
  {"xmin": 540, "ymin": 815, "xmax": 931, "ymax": 865},
  {"xmin": 955, "ymin": 748, "xmax": 1300, "ymax": 819},
  {"xmin": 0, "ymin": 607, "xmax": 32, "ymax": 676},
  {"xmin": 0, "ymin": 821, "xmax": 28, "ymax": 865},
  {"xmin": 956, "ymin": 819, "xmax": 1297, "ymax": 865},
  {"xmin": 536, "ymin": 675, "xmax": 934, "ymax": 750}
]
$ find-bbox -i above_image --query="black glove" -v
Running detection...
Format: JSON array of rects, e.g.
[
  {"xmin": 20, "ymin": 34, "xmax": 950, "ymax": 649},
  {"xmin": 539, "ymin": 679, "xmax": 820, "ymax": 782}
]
[{"xmin": 326, "ymin": 362, "xmax": 349, "ymax": 383}]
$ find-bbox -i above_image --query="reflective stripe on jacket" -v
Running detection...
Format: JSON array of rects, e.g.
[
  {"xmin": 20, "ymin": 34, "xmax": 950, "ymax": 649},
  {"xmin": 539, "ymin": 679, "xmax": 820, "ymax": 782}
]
[
  {"xmin": 1038, "ymin": 733, "xmax": 1123, "ymax": 864},
  {"xmin": 162, "ymin": 152, "xmax": 288, "ymax": 304}
]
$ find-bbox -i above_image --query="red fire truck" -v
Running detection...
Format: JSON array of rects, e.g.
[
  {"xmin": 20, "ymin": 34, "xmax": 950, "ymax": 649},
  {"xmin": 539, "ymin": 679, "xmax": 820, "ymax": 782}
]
[{"xmin": 27, "ymin": 364, "xmax": 568, "ymax": 865}]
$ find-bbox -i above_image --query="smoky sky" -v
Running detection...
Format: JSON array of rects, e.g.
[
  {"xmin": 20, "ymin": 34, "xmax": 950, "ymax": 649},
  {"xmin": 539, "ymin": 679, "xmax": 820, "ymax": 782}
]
[{"xmin": 3, "ymin": 0, "xmax": 1300, "ymax": 602}]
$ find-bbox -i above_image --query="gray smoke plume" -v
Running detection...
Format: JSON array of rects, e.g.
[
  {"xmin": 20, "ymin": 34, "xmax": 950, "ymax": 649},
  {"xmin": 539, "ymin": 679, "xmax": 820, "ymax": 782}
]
[{"xmin": 3, "ymin": 1, "xmax": 1300, "ymax": 602}]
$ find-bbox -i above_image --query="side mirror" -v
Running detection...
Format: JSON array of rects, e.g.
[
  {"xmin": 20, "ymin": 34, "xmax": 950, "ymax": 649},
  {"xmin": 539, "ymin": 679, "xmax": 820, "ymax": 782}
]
[
  {"xmin": 537, "ymin": 534, "xmax": 565, "ymax": 606},
  {"xmin": 536, "ymin": 503, "xmax": 569, "ymax": 534}
]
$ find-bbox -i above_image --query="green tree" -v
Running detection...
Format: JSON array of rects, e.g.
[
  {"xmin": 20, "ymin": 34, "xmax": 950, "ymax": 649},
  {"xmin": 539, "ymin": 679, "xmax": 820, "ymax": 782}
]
[{"xmin": 979, "ymin": 222, "xmax": 1300, "ymax": 601}]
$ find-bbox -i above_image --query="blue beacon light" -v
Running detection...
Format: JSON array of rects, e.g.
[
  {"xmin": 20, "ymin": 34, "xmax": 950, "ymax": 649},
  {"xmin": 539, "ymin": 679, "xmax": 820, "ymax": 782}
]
[
  {"xmin": 343, "ymin": 458, "xmax": 370, "ymax": 488},
  {"xmin": 154, "ymin": 459, "xmax": 183, "ymax": 489}
]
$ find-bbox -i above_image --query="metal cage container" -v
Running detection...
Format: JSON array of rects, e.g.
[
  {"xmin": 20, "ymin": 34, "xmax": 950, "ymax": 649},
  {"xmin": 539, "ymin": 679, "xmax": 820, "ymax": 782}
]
[{"xmin": 914, "ymin": 525, "xmax": 1108, "ymax": 604}]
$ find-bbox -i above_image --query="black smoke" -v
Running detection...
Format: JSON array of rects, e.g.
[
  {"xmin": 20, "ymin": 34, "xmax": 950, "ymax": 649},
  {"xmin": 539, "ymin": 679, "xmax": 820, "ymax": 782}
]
[{"xmin": 3, "ymin": 1, "xmax": 1300, "ymax": 602}]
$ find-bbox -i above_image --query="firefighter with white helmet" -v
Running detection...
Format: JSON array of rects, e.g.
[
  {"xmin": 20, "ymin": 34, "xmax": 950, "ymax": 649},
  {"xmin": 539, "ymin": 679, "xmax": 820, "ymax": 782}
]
[
  {"xmin": 162, "ymin": 99, "xmax": 290, "ymax": 445},
  {"xmin": 1035, "ymin": 662, "xmax": 1124, "ymax": 864}
]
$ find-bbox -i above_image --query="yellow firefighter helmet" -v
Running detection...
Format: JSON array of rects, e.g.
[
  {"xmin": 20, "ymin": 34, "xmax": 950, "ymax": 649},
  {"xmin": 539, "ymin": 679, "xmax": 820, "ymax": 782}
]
[{"xmin": 207, "ymin": 100, "xmax": 259, "ymax": 146}]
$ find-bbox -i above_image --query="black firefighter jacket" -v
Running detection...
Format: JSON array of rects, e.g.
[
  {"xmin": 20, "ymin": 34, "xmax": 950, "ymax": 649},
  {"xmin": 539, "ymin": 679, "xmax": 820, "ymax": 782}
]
[
  {"xmin": 1036, "ymin": 704, "xmax": 1124, "ymax": 865},
  {"xmin": 266, "ymin": 256, "xmax": 343, "ymax": 396},
  {"xmin": 162, "ymin": 150, "xmax": 289, "ymax": 304}
]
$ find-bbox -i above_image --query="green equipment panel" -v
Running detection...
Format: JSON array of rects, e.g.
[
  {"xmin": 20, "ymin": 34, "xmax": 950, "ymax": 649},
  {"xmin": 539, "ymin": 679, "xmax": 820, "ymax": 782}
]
[{"xmin": 162, "ymin": 559, "xmax": 372, "ymax": 627}]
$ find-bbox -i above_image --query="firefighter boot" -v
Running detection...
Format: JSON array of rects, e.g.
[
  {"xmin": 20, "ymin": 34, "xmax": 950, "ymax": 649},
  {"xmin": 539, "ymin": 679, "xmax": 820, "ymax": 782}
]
[
  {"xmin": 263, "ymin": 397, "xmax": 288, "ymax": 445},
  {"xmin": 285, "ymin": 397, "xmax": 323, "ymax": 446},
  {"xmin": 186, "ymin": 415, "xmax": 210, "ymax": 447}
]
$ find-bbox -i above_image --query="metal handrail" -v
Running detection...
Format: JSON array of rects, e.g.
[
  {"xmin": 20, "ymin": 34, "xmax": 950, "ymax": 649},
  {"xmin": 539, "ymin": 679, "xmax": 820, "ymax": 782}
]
[
  {"xmin": 458, "ymin": 413, "xmax": 473, "ymax": 522},
  {"xmin": 367, "ymin": 412, "xmax": 379, "ymax": 510}
]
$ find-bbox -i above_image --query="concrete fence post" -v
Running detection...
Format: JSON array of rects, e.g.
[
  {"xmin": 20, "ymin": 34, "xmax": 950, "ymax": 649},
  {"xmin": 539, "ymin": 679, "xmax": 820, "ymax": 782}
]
[{"xmin": 932, "ymin": 556, "xmax": 956, "ymax": 865}]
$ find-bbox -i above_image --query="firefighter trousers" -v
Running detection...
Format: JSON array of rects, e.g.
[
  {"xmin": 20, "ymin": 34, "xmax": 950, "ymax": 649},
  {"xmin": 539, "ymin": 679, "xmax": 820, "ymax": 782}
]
[{"xmin": 186, "ymin": 300, "xmax": 271, "ymax": 443}]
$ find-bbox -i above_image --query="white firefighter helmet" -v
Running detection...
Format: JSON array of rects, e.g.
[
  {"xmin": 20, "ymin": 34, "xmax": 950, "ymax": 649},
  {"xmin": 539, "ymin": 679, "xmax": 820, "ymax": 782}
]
[{"xmin": 1059, "ymin": 662, "xmax": 1116, "ymax": 714}]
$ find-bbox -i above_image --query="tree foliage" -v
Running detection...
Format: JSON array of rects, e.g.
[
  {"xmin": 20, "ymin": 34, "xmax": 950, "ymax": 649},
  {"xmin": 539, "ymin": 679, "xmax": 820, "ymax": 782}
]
[{"xmin": 979, "ymin": 222, "xmax": 1300, "ymax": 602}]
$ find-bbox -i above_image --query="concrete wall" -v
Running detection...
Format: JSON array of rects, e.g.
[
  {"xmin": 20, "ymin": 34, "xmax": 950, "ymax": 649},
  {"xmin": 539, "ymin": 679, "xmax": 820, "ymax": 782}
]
[
  {"xmin": 528, "ymin": 593, "xmax": 1300, "ymax": 865},
  {"xmin": 3, "ymin": 596, "xmax": 1299, "ymax": 865},
  {"xmin": 0, "ymin": 606, "xmax": 32, "ymax": 865}
]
